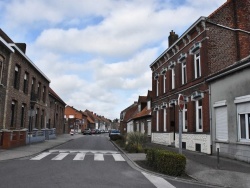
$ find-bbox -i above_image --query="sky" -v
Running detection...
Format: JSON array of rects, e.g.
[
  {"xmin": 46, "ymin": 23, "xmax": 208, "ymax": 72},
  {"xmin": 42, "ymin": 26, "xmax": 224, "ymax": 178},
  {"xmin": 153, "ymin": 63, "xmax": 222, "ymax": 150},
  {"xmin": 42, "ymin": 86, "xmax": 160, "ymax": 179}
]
[{"xmin": 1, "ymin": 0, "xmax": 225, "ymax": 120}]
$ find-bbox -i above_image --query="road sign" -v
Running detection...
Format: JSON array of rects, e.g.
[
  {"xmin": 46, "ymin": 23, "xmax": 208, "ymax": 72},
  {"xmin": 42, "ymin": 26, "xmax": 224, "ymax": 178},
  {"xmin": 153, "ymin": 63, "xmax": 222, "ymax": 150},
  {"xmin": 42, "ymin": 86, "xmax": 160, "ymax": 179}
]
[{"xmin": 178, "ymin": 94, "xmax": 184, "ymax": 111}]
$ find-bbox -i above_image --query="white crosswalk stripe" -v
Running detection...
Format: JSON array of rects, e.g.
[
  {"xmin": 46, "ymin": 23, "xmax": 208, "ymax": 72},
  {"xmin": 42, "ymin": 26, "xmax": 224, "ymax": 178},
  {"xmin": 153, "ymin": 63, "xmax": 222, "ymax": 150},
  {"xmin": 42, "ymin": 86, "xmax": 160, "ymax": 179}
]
[
  {"xmin": 73, "ymin": 153, "xmax": 86, "ymax": 160},
  {"xmin": 30, "ymin": 150, "xmax": 125, "ymax": 162}
]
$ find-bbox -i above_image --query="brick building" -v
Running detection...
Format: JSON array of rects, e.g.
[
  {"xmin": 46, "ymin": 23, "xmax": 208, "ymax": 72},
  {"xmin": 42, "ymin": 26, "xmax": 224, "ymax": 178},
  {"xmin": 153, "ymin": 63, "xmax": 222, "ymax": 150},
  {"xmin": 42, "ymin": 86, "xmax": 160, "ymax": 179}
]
[
  {"xmin": 48, "ymin": 87, "xmax": 66, "ymax": 134},
  {"xmin": 150, "ymin": 0, "xmax": 250, "ymax": 154}
]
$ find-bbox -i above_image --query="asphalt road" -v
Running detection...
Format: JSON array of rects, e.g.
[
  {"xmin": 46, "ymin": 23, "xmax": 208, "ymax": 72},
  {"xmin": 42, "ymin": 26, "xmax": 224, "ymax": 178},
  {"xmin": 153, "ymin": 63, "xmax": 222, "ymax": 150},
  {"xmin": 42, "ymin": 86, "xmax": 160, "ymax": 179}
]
[{"xmin": 0, "ymin": 134, "xmax": 220, "ymax": 188}]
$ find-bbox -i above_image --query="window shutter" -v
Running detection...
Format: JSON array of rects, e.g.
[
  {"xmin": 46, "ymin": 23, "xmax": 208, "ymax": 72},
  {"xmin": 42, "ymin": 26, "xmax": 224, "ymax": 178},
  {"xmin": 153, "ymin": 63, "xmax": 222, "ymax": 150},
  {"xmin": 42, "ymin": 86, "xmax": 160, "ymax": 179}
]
[{"xmin": 215, "ymin": 106, "xmax": 228, "ymax": 141}]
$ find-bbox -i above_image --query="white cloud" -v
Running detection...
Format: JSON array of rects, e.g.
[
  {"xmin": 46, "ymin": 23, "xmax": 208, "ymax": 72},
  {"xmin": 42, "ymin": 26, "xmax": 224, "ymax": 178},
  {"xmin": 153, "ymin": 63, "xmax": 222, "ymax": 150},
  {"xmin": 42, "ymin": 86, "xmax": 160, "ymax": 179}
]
[{"xmin": 1, "ymin": 0, "xmax": 226, "ymax": 119}]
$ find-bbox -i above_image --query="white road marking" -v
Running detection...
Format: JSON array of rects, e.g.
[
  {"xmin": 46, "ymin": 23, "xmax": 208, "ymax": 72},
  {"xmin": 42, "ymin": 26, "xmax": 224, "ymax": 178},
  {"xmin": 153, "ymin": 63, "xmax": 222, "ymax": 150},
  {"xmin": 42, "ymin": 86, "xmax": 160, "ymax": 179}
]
[
  {"xmin": 51, "ymin": 153, "xmax": 69, "ymax": 160},
  {"xmin": 30, "ymin": 152, "xmax": 51, "ymax": 160},
  {"xmin": 142, "ymin": 172, "xmax": 176, "ymax": 188},
  {"xmin": 112, "ymin": 154, "xmax": 125, "ymax": 161},
  {"xmin": 94, "ymin": 154, "xmax": 104, "ymax": 161},
  {"xmin": 73, "ymin": 153, "xmax": 86, "ymax": 160}
]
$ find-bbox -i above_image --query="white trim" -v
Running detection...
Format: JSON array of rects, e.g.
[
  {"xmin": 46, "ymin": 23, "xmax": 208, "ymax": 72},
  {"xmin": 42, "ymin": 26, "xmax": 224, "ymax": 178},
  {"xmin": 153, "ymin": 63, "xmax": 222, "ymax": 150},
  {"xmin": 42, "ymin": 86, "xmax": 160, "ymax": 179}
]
[
  {"xmin": 234, "ymin": 95, "xmax": 250, "ymax": 104},
  {"xmin": 213, "ymin": 100, "xmax": 227, "ymax": 107},
  {"xmin": 0, "ymin": 37, "xmax": 15, "ymax": 52}
]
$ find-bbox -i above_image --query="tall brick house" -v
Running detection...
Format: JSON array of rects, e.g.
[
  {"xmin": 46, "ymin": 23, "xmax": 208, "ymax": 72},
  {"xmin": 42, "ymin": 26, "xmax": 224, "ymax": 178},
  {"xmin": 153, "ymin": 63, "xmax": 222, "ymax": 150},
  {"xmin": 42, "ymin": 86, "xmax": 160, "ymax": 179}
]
[
  {"xmin": 150, "ymin": 0, "xmax": 250, "ymax": 154},
  {"xmin": 0, "ymin": 29, "xmax": 51, "ymax": 132}
]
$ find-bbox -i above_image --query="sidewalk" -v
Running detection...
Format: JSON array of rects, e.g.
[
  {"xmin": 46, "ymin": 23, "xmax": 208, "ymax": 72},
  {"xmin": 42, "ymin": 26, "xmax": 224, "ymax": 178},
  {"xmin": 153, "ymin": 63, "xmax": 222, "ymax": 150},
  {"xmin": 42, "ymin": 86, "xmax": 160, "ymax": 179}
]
[
  {"xmin": 124, "ymin": 143, "xmax": 250, "ymax": 188},
  {"xmin": 0, "ymin": 134, "xmax": 82, "ymax": 161}
]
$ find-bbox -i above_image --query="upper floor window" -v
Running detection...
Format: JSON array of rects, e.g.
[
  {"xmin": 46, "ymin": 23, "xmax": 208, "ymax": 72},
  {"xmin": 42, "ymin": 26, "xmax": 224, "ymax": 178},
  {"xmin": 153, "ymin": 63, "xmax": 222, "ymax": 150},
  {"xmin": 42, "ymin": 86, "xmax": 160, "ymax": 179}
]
[
  {"xmin": 37, "ymin": 82, "xmax": 41, "ymax": 99},
  {"xmin": 0, "ymin": 56, "xmax": 4, "ymax": 84},
  {"xmin": 138, "ymin": 104, "xmax": 141, "ymax": 112},
  {"xmin": 147, "ymin": 100, "xmax": 151, "ymax": 110},
  {"xmin": 42, "ymin": 86, "xmax": 46, "ymax": 102},
  {"xmin": 163, "ymin": 74, "xmax": 167, "ymax": 93},
  {"xmin": 14, "ymin": 65, "xmax": 20, "ymax": 89},
  {"xmin": 171, "ymin": 68, "xmax": 175, "ymax": 89},
  {"xmin": 182, "ymin": 62, "xmax": 187, "ymax": 85},
  {"xmin": 23, "ymin": 72, "xmax": 29, "ymax": 94},
  {"xmin": 194, "ymin": 52, "xmax": 201, "ymax": 78},
  {"xmin": 196, "ymin": 99, "xmax": 203, "ymax": 132}
]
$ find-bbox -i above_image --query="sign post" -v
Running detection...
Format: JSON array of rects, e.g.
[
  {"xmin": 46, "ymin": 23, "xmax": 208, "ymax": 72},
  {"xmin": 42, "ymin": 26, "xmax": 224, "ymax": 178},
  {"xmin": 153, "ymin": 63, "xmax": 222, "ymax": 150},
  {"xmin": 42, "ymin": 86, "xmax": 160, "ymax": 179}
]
[{"xmin": 178, "ymin": 94, "xmax": 184, "ymax": 154}]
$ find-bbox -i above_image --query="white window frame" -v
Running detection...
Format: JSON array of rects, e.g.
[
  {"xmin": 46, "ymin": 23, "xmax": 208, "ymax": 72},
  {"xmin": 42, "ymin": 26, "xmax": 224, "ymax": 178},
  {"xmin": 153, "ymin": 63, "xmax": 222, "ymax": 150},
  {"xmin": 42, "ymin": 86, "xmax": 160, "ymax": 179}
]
[
  {"xmin": 194, "ymin": 52, "xmax": 201, "ymax": 78},
  {"xmin": 238, "ymin": 113, "xmax": 250, "ymax": 141},
  {"xmin": 147, "ymin": 100, "xmax": 151, "ymax": 110},
  {"xmin": 156, "ymin": 79, "xmax": 159, "ymax": 96},
  {"xmin": 183, "ymin": 104, "xmax": 188, "ymax": 132},
  {"xmin": 182, "ymin": 61, "xmax": 187, "ymax": 85},
  {"xmin": 163, "ymin": 74, "xmax": 166, "ymax": 93},
  {"xmin": 196, "ymin": 100, "xmax": 203, "ymax": 132},
  {"xmin": 163, "ymin": 108, "xmax": 167, "ymax": 132},
  {"xmin": 156, "ymin": 110, "xmax": 159, "ymax": 131},
  {"xmin": 171, "ymin": 68, "xmax": 175, "ymax": 89}
]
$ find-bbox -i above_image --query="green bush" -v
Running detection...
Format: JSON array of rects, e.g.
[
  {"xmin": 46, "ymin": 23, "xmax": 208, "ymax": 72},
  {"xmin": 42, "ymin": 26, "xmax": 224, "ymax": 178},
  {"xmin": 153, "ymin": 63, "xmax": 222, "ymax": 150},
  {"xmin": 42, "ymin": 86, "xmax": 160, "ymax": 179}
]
[
  {"xmin": 146, "ymin": 148, "xmax": 186, "ymax": 176},
  {"xmin": 125, "ymin": 132, "xmax": 148, "ymax": 153}
]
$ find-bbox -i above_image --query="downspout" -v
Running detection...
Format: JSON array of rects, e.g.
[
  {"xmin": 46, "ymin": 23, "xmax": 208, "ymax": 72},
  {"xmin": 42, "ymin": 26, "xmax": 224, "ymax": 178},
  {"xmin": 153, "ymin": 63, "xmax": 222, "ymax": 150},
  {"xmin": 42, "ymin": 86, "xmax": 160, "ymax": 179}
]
[{"xmin": 209, "ymin": 85, "xmax": 212, "ymax": 155}]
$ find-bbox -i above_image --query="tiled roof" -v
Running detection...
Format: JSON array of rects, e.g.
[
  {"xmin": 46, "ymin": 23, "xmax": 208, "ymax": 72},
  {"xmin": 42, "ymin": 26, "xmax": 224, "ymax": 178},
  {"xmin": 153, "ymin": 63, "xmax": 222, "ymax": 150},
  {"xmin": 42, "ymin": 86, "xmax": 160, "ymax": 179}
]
[
  {"xmin": 132, "ymin": 106, "xmax": 151, "ymax": 120},
  {"xmin": 123, "ymin": 104, "xmax": 138, "ymax": 122}
]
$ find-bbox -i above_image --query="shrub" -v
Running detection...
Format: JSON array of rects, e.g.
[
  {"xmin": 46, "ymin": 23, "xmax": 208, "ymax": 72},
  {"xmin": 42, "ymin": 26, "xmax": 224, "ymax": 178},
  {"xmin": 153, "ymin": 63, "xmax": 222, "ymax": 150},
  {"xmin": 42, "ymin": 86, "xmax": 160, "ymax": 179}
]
[
  {"xmin": 146, "ymin": 148, "xmax": 186, "ymax": 176},
  {"xmin": 125, "ymin": 132, "xmax": 148, "ymax": 153}
]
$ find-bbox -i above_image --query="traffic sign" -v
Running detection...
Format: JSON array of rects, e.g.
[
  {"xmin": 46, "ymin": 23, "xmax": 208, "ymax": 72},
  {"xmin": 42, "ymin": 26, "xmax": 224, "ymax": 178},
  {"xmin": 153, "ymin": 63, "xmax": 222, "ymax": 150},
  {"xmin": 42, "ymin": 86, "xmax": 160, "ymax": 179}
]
[{"xmin": 178, "ymin": 94, "xmax": 185, "ymax": 111}]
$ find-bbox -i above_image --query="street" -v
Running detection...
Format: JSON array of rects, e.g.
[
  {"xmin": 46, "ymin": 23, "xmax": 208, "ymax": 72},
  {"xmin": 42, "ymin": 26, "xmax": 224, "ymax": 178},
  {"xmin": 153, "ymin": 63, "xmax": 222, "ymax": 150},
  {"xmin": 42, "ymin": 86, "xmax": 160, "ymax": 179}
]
[{"xmin": 0, "ymin": 134, "xmax": 219, "ymax": 188}]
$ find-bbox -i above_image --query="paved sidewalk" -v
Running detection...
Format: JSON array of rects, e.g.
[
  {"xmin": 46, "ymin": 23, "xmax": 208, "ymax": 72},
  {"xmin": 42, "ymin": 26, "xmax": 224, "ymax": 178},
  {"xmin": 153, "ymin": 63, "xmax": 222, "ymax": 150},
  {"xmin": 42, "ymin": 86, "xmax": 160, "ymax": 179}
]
[
  {"xmin": 124, "ymin": 143, "xmax": 250, "ymax": 188},
  {"xmin": 0, "ymin": 134, "xmax": 82, "ymax": 161}
]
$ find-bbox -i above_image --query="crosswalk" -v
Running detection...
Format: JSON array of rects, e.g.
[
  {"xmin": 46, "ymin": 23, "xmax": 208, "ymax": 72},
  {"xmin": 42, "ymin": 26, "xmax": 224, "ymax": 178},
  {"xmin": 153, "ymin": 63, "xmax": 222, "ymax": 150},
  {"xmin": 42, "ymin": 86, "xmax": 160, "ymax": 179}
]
[{"xmin": 30, "ymin": 150, "xmax": 125, "ymax": 161}]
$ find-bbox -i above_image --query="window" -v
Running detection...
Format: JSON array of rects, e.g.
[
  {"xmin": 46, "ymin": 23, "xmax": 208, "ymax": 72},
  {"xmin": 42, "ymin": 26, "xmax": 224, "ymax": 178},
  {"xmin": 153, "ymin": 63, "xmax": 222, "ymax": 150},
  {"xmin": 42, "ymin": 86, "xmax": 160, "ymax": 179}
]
[
  {"xmin": 147, "ymin": 100, "xmax": 151, "ymax": 110},
  {"xmin": 156, "ymin": 79, "xmax": 159, "ymax": 96},
  {"xmin": 215, "ymin": 105, "xmax": 228, "ymax": 141},
  {"xmin": 20, "ymin": 104, "xmax": 25, "ymax": 128},
  {"xmin": 23, "ymin": 72, "xmax": 29, "ymax": 94},
  {"xmin": 163, "ymin": 108, "xmax": 167, "ymax": 132},
  {"xmin": 42, "ymin": 86, "xmax": 46, "ymax": 102},
  {"xmin": 234, "ymin": 95, "xmax": 250, "ymax": 141},
  {"xmin": 163, "ymin": 74, "xmax": 166, "ymax": 93},
  {"xmin": 138, "ymin": 104, "xmax": 141, "ymax": 112},
  {"xmin": 239, "ymin": 113, "xmax": 250, "ymax": 140},
  {"xmin": 183, "ymin": 104, "xmax": 188, "ymax": 132},
  {"xmin": 41, "ymin": 110, "xmax": 44, "ymax": 129},
  {"xmin": 0, "ymin": 56, "xmax": 4, "ymax": 84},
  {"xmin": 171, "ymin": 68, "xmax": 175, "ymax": 89},
  {"xmin": 35, "ymin": 108, "xmax": 39, "ymax": 129},
  {"xmin": 182, "ymin": 62, "xmax": 187, "ymax": 84},
  {"xmin": 10, "ymin": 101, "xmax": 16, "ymax": 128},
  {"xmin": 37, "ymin": 82, "xmax": 41, "ymax": 100},
  {"xmin": 14, "ymin": 65, "xmax": 20, "ymax": 89},
  {"xmin": 194, "ymin": 52, "xmax": 201, "ymax": 78},
  {"xmin": 196, "ymin": 100, "xmax": 202, "ymax": 132},
  {"xmin": 156, "ymin": 110, "xmax": 159, "ymax": 131}
]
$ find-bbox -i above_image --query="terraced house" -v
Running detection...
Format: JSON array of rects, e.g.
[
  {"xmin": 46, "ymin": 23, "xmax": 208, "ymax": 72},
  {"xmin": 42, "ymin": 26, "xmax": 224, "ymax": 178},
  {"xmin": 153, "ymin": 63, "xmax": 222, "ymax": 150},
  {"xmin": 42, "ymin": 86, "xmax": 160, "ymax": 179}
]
[
  {"xmin": 0, "ymin": 29, "xmax": 66, "ymax": 148},
  {"xmin": 150, "ymin": 0, "xmax": 250, "ymax": 157}
]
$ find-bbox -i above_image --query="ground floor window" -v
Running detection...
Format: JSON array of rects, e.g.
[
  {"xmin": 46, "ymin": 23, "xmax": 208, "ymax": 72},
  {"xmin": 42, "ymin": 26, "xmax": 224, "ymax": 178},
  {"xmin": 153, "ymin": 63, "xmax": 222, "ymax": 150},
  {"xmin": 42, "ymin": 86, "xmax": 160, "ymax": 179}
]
[
  {"xmin": 239, "ymin": 113, "xmax": 250, "ymax": 140},
  {"xmin": 196, "ymin": 100, "xmax": 202, "ymax": 132}
]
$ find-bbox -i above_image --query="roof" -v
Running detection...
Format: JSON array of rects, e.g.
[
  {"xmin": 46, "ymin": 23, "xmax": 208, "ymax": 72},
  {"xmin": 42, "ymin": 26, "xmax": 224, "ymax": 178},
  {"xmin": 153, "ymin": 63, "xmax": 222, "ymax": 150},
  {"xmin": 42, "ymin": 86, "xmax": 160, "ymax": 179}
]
[
  {"xmin": 147, "ymin": 90, "xmax": 152, "ymax": 99},
  {"xmin": 132, "ymin": 106, "xmax": 151, "ymax": 120},
  {"xmin": 123, "ymin": 104, "xmax": 138, "ymax": 122},
  {"xmin": 138, "ymin": 96, "xmax": 147, "ymax": 103},
  {"xmin": 208, "ymin": 0, "xmax": 230, "ymax": 19},
  {"xmin": 49, "ymin": 87, "xmax": 66, "ymax": 105}
]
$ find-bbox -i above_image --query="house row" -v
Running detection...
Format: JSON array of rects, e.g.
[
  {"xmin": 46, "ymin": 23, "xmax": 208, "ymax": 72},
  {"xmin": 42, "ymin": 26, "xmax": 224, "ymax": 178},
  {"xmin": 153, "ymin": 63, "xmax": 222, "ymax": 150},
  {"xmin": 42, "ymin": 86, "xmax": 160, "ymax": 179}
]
[
  {"xmin": 0, "ymin": 29, "xmax": 66, "ymax": 149},
  {"xmin": 120, "ymin": 0, "xmax": 250, "ymax": 163},
  {"xmin": 64, "ymin": 106, "xmax": 112, "ymax": 132}
]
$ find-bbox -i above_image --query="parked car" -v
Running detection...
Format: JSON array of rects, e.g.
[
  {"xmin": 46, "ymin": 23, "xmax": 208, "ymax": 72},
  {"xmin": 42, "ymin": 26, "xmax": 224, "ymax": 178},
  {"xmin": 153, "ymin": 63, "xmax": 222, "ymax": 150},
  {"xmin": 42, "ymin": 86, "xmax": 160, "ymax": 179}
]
[
  {"xmin": 109, "ymin": 129, "xmax": 121, "ymax": 140},
  {"xmin": 95, "ymin": 129, "xmax": 101, "ymax": 134},
  {"xmin": 82, "ymin": 128, "xmax": 92, "ymax": 135},
  {"xmin": 91, "ymin": 129, "xmax": 96, "ymax": 134}
]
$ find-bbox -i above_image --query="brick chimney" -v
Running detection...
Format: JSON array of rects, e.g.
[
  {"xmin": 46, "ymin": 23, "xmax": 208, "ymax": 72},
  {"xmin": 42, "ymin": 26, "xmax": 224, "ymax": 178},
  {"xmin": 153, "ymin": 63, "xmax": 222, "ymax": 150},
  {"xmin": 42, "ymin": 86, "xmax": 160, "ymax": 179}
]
[
  {"xmin": 15, "ymin": 43, "xmax": 26, "ymax": 54},
  {"xmin": 168, "ymin": 30, "xmax": 178, "ymax": 47}
]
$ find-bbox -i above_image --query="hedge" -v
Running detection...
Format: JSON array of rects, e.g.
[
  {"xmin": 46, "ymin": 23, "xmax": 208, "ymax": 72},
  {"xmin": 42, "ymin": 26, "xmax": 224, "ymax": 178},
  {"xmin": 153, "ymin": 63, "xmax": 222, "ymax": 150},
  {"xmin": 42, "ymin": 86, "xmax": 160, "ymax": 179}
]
[{"xmin": 146, "ymin": 148, "xmax": 186, "ymax": 176}]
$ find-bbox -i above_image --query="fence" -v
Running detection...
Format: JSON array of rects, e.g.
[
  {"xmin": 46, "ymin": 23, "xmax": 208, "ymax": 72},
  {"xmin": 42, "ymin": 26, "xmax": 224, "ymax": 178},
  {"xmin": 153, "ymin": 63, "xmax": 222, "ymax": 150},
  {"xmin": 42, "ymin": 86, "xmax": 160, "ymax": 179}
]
[{"xmin": 26, "ymin": 128, "xmax": 56, "ymax": 145}]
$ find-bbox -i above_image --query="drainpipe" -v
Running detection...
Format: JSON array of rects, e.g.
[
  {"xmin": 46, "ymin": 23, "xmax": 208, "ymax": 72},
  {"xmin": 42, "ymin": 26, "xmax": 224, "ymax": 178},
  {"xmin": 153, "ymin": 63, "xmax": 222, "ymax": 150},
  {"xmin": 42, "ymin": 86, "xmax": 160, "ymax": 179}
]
[{"xmin": 209, "ymin": 86, "xmax": 212, "ymax": 155}]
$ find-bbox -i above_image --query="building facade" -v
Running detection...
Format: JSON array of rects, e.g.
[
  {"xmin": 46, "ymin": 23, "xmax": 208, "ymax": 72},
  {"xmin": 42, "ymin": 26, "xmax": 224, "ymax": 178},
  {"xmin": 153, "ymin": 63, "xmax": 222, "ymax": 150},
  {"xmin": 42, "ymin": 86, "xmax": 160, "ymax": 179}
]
[{"xmin": 150, "ymin": 0, "xmax": 250, "ymax": 154}]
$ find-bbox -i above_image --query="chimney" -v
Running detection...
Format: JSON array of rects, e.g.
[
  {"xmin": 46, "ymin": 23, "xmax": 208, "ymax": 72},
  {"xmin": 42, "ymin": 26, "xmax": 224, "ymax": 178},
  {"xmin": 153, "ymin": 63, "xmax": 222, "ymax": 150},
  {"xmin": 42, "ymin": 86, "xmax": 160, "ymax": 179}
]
[
  {"xmin": 15, "ymin": 43, "xmax": 26, "ymax": 54},
  {"xmin": 168, "ymin": 30, "xmax": 178, "ymax": 47}
]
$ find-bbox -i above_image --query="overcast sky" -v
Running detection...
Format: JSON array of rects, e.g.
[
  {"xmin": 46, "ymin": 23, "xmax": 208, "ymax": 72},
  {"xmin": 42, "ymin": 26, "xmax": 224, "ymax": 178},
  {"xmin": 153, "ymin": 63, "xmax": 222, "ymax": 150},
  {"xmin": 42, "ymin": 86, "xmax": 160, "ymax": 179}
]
[{"xmin": 1, "ymin": 0, "xmax": 225, "ymax": 120}]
